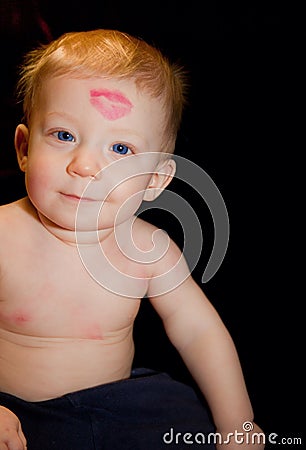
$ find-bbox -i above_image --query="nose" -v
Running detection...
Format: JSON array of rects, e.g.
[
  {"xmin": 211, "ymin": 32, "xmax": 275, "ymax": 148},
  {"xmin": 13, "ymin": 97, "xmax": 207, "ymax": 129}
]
[{"xmin": 67, "ymin": 148, "xmax": 101, "ymax": 180}]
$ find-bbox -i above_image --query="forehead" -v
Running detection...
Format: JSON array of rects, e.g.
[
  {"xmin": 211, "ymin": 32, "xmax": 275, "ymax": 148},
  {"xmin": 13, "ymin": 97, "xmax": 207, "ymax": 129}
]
[
  {"xmin": 34, "ymin": 76, "xmax": 166, "ymax": 147},
  {"xmin": 37, "ymin": 75, "xmax": 163, "ymax": 116}
]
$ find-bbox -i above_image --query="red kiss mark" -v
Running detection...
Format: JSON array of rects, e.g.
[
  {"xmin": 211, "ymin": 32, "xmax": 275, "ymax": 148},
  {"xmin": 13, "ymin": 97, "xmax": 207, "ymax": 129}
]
[{"xmin": 90, "ymin": 89, "xmax": 133, "ymax": 120}]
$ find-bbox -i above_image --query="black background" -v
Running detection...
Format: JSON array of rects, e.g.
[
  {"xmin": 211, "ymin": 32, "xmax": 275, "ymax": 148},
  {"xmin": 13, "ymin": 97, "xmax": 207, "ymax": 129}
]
[{"xmin": 0, "ymin": 1, "xmax": 303, "ymax": 446}]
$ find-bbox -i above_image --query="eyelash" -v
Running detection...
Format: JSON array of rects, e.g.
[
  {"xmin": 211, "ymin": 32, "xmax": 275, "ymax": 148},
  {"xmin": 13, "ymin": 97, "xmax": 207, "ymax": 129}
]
[{"xmin": 53, "ymin": 130, "xmax": 133, "ymax": 155}]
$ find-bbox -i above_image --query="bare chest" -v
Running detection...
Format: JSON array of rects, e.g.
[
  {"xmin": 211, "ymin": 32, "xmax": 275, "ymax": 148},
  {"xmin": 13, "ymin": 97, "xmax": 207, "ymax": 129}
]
[{"xmin": 0, "ymin": 240, "xmax": 143, "ymax": 339}]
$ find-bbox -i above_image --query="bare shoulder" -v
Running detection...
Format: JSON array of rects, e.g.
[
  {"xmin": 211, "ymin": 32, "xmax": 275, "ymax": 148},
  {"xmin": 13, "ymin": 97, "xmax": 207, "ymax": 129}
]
[
  {"xmin": 0, "ymin": 197, "xmax": 30, "ymax": 229},
  {"xmin": 132, "ymin": 215, "xmax": 183, "ymax": 262},
  {"xmin": 0, "ymin": 197, "xmax": 34, "ymax": 245},
  {"xmin": 0, "ymin": 199, "xmax": 21, "ymax": 228},
  {"xmin": 131, "ymin": 216, "xmax": 191, "ymax": 298}
]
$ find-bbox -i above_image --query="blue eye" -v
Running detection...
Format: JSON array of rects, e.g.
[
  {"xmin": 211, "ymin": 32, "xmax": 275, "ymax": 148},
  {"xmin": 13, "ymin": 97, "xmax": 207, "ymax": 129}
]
[
  {"xmin": 112, "ymin": 143, "xmax": 131, "ymax": 155},
  {"xmin": 57, "ymin": 131, "xmax": 74, "ymax": 142}
]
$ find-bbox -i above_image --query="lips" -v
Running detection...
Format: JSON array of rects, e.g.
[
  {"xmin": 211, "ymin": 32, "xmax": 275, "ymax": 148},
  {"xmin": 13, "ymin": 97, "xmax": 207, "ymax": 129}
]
[
  {"xmin": 89, "ymin": 88, "xmax": 133, "ymax": 120},
  {"xmin": 61, "ymin": 193, "xmax": 95, "ymax": 202}
]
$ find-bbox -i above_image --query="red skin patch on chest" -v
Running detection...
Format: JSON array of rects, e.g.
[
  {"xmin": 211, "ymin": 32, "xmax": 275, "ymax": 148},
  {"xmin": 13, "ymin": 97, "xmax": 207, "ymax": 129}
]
[
  {"xmin": 85, "ymin": 323, "xmax": 103, "ymax": 340},
  {"xmin": 89, "ymin": 89, "xmax": 133, "ymax": 120},
  {"xmin": 0, "ymin": 309, "xmax": 31, "ymax": 326},
  {"xmin": 13, "ymin": 312, "xmax": 31, "ymax": 324}
]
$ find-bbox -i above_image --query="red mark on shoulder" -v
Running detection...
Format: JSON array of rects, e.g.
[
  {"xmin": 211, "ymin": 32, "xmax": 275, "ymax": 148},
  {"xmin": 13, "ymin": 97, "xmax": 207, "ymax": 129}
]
[{"xmin": 89, "ymin": 89, "xmax": 133, "ymax": 120}]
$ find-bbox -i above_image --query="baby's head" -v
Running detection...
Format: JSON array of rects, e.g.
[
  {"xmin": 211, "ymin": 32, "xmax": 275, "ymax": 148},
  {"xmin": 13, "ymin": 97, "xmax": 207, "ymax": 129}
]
[{"xmin": 17, "ymin": 29, "xmax": 188, "ymax": 153}]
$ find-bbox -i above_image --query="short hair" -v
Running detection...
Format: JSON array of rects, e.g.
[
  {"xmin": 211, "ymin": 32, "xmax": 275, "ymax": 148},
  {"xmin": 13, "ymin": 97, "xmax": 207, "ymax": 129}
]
[{"xmin": 17, "ymin": 29, "xmax": 188, "ymax": 153}]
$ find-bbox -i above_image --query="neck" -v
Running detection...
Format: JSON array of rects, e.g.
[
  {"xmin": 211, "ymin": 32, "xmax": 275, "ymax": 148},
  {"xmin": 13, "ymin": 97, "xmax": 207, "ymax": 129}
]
[{"xmin": 37, "ymin": 211, "xmax": 113, "ymax": 246}]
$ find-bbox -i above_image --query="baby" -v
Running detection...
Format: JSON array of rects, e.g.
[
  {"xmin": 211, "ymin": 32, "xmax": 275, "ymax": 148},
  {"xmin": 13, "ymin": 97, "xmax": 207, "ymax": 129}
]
[{"xmin": 0, "ymin": 29, "xmax": 264, "ymax": 449}]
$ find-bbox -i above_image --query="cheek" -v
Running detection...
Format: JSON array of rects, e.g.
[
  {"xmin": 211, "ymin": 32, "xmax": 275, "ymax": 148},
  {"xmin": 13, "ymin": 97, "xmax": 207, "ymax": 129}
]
[
  {"xmin": 26, "ymin": 171, "xmax": 49, "ymax": 201},
  {"xmin": 110, "ymin": 177, "xmax": 150, "ymax": 219},
  {"xmin": 25, "ymin": 156, "xmax": 56, "ymax": 200},
  {"xmin": 112, "ymin": 175, "xmax": 150, "ymax": 202}
]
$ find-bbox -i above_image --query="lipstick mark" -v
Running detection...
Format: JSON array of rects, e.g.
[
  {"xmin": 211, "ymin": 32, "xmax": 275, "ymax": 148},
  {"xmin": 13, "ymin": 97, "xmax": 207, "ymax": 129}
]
[{"xmin": 90, "ymin": 89, "xmax": 133, "ymax": 120}]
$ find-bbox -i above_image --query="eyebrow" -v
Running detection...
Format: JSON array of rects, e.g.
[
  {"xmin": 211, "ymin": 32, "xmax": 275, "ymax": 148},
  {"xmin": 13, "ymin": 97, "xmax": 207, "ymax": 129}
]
[{"xmin": 45, "ymin": 111, "xmax": 76, "ymax": 121}]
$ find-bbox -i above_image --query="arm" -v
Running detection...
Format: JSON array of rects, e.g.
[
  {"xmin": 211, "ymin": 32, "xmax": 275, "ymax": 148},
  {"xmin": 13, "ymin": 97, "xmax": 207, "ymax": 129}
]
[
  {"xmin": 148, "ymin": 242, "xmax": 264, "ymax": 449},
  {"xmin": 0, "ymin": 405, "xmax": 27, "ymax": 450},
  {"xmin": 0, "ymin": 210, "xmax": 27, "ymax": 449}
]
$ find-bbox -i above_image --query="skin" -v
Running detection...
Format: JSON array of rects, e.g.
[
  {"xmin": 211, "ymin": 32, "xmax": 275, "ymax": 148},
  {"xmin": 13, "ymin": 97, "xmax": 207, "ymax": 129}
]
[{"xmin": 0, "ymin": 75, "xmax": 264, "ymax": 449}]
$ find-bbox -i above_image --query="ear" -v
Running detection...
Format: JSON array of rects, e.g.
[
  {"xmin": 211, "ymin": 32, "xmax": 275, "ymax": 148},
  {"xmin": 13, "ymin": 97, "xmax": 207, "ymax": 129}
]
[
  {"xmin": 15, "ymin": 124, "xmax": 29, "ymax": 172},
  {"xmin": 143, "ymin": 158, "xmax": 176, "ymax": 202}
]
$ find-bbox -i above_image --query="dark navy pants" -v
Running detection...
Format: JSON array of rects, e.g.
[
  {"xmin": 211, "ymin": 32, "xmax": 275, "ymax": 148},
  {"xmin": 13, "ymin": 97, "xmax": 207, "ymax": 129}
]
[{"xmin": 0, "ymin": 368, "xmax": 216, "ymax": 449}]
